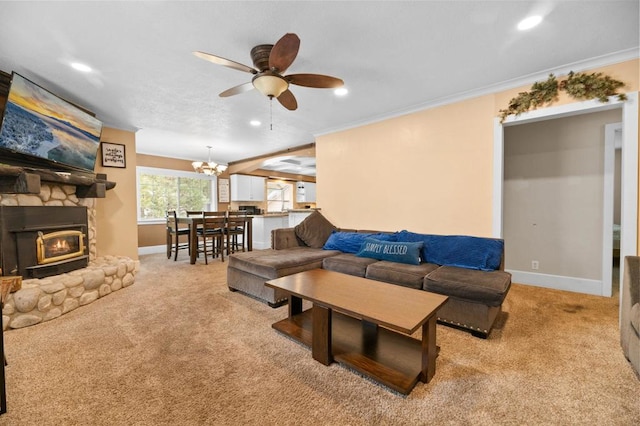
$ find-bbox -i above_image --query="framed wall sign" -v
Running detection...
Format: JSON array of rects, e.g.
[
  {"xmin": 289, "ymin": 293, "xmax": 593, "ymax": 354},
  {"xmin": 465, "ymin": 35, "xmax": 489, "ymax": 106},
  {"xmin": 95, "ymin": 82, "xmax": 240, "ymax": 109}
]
[
  {"xmin": 101, "ymin": 142, "xmax": 126, "ymax": 168},
  {"xmin": 218, "ymin": 178, "xmax": 230, "ymax": 203}
]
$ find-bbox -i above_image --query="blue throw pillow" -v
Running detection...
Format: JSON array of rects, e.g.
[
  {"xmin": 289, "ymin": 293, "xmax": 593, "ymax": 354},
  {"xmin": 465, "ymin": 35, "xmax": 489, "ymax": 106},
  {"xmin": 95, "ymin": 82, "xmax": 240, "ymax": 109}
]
[
  {"xmin": 395, "ymin": 230, "xmax": 503, "ymax": 271},
  {"xmin": 323, "ymin": 231, "xmax": 396, "ymax": 254},
  {"xmin": 356, "ymin": 238, "xmax": 423, "ymax": 265}
]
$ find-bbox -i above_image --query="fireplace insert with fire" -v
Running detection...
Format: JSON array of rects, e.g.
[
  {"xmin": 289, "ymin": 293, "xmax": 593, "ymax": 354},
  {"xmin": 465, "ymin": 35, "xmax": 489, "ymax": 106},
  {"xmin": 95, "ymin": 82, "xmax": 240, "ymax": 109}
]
[
  {"xmin": 0, "ymin": 206, "xmax": 89, "ymax": 278},
  {"xmin": 37, "ymin": 230, "xmax": 85, "ymax": 264}
]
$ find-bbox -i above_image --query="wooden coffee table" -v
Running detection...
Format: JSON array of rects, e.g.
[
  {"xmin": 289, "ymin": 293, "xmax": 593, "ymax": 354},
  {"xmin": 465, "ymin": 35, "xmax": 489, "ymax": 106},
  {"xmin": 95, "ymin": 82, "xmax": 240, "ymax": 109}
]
[{"xmin": 265, "ymin": 269, "xmax": 448, "ymax": 394}]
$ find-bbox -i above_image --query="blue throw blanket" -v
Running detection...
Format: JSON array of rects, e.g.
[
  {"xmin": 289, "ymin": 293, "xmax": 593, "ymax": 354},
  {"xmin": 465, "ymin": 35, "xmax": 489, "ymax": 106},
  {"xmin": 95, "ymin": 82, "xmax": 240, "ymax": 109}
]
[
  {"xmin": 396, "ymin": 231, "xmax": 503, "ymax": 271},
  {"xmin": 323, "ymin": 231, "xmax": 396, "ymax": 254}
]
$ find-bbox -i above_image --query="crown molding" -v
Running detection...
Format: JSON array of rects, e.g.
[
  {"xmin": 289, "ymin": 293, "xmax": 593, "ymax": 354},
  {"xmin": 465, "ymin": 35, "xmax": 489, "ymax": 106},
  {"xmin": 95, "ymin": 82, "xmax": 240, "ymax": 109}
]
[{"xmin": 315, "ymin": 47, "xmax": 640, "ymax": 138}]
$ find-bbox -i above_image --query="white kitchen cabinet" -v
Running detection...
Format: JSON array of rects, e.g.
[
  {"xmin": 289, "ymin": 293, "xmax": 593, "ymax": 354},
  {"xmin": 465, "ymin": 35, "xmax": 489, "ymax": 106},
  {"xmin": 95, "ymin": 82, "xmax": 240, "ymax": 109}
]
[
  {"xmin": 296, "ymin": 182, "xmax": 316, "ymax": 203},
  {"xmin": 231, "ymin": 174, "xmax": 266, "ymax": 201},
  {"xmin": 304, "ymin": 182, "xmax": 316, "ymax": 202},
  {"xmin": 251, "ymin": 215, "xmax": 289, "ymax": 249},
  {"xmin": 288, "ymin": 210, "xmax": 314, "ymax": 227}
]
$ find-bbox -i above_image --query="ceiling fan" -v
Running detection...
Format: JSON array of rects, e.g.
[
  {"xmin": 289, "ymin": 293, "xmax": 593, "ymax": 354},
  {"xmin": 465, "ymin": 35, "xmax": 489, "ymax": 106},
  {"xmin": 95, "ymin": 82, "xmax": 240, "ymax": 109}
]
[{"xmin": 193, "ymin": 33, "xmax": 344, "ymax": 111}]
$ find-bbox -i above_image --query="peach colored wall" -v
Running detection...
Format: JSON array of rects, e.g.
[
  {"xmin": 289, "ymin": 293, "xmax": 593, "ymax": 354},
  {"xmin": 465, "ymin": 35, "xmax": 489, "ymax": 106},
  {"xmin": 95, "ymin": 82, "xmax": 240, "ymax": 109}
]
[
  {"xmin": 95, "ymin": 127, "xmax": 139, "ymax": 259},
  {"xmin": 138, "ymin": 223, "xmax": 163, "ymax": 247},
  {"xmin": 137, "ymin": 153, "xmax": 194, "ymax": 171},
  {"xmin": 317, "ymin": 59, "xmax": 639, "ymax": 246},
  {"xmin": 318, "ymin": 94, "xmax": 496, "ymax": 235}
]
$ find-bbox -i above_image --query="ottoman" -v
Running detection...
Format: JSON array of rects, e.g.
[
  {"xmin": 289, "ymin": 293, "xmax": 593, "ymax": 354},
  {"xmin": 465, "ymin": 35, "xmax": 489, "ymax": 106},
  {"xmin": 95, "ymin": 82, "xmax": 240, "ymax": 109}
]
[
  {"xmin": 424, "ymin": 266, "xmax": 512, "ymax": 338},
  {"xmin": 227, "ymin": 247, "xmax": 340, "ymax": 306}
]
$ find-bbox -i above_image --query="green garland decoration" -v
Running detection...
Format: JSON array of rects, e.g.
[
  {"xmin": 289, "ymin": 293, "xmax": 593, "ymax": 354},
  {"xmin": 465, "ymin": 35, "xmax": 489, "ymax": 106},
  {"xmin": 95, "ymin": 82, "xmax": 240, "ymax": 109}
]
[{"xmin": 499, "ymin": 71, "xmax": 627, "ymax": 122}]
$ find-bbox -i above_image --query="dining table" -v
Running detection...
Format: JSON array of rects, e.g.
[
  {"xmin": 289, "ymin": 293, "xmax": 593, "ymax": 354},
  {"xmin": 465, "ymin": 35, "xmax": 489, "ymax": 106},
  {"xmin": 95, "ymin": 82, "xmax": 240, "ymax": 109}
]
[{"xmin": 176, "ymin": 215, "xmax": 253, "ymax": 264}]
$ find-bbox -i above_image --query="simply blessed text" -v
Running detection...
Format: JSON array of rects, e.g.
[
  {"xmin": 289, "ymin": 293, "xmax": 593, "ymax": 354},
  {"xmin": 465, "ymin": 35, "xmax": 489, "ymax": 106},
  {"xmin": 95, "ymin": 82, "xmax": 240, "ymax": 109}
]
[{"xmin": 363, "ymin": 242, "xmax": 408, "ymax": 255}]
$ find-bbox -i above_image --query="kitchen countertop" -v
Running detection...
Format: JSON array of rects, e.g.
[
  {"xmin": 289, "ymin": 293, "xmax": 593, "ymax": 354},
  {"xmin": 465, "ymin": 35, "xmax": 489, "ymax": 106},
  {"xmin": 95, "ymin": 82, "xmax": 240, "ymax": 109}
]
[{"xmin": 243, "ymin": 209, "xmax": 319, "ymax": 218}]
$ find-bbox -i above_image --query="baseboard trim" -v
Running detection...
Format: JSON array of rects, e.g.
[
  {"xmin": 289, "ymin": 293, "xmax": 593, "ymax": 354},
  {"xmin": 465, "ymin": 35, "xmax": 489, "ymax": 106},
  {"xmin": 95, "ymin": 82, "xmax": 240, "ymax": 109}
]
[
  {"xmin": 138, "ymin": 245, "xmax": 166, "ymax": 256},
  {"xmin": 507, "ymin": 270, "xmax": 604, "ymax": 296}
]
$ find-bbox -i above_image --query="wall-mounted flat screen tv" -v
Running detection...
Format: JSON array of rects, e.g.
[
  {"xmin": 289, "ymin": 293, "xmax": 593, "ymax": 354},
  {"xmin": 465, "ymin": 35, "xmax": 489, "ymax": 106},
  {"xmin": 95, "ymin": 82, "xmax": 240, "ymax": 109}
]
[{"xmin": 0, "ymin": 72, "xmax": 103, "ymax": 173}]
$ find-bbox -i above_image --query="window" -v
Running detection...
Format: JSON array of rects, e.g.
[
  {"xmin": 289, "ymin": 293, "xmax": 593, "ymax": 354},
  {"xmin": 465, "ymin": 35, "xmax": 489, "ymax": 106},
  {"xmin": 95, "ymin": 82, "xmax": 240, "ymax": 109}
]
[
  {"xmin": 266, "ymin": 181, "xmax": 293, "ymax": 212},
  {"xmin": 137, "ymin": 167, "xmax": 217, "ymax": 222}
]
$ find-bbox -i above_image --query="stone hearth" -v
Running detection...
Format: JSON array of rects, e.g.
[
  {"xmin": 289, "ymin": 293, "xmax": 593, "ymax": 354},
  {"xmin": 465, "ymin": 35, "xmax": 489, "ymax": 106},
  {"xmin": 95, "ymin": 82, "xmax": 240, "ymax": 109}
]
[
  {"xmin": 1, "ymin": 183, "xmax": 138, "ymax": 330},
  {"xmin": 3, "ymin": 256, "xmax": 138, "ymax": 329}
]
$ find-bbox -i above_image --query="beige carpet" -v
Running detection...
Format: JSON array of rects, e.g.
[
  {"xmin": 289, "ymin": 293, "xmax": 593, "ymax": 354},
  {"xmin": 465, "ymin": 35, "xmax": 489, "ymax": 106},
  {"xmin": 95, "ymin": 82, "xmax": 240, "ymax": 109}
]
[{"xmin": 1, "ymin": 253, "xmax": 638, "ymax": 425}]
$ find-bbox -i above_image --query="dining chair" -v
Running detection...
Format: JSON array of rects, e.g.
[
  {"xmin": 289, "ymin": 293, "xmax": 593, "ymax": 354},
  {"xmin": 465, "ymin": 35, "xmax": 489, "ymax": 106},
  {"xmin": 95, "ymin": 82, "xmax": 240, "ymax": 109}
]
[
  {"xmin": 166, "ymin": 210, "xmax": 190, "ymax": 261},
  {"xmin": 197, "ymin": 211, "xmax": 226, "ymax": 264},
  {"xmin": 183, "ymin": 211, "xmax": 204, "ymax": 253},
  {"xmin": 225, "ymin": 211, "xmax": 248, "ymax": 255}
]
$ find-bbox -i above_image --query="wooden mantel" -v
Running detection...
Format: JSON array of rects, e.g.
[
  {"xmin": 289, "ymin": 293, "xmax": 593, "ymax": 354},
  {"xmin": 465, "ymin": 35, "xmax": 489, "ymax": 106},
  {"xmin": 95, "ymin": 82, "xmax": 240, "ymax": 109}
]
[{"xmin": 0, "ymin": 163, "xmax": 116, "ymax": 198}]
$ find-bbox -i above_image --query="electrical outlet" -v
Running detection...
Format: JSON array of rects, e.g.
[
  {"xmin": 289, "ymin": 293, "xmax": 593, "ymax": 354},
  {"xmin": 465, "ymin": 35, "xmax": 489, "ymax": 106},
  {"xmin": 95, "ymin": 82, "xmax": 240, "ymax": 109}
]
[{"xmin": 531, "ymin": 260, "xmax": 539, "ymax": 270}]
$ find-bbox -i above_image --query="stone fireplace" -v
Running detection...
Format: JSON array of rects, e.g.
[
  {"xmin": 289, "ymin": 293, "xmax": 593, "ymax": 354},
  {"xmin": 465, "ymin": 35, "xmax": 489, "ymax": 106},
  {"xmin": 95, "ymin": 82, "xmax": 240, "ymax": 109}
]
[{"xmin": 1, "ymin": 184, "xmax": 138, "ymax": 330}]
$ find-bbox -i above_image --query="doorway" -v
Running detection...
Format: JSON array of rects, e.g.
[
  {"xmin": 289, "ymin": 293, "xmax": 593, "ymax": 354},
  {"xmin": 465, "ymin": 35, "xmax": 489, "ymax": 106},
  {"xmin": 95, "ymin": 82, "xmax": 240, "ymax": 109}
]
[
  {"xmin": 605, "ymin": 123, "xmax": 623, "ymax": 296},
  {"xmin": 493, "ymin": 93, "xmax": 638, "ymax": 301}
]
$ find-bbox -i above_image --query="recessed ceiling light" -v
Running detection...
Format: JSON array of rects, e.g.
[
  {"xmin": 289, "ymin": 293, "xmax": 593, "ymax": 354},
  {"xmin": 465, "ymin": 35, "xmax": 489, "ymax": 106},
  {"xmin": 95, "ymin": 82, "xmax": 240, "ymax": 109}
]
[
  {"xmin": 250, "ymin": 120, "xmax": 261, "ymax": 126},
  {"xmin": 70, "ymin": 62, "xmax": 92, "ymax": 72},
  {"xmin": 517, "ymin": 15, "xmax": 542, "ymax": 31},
  {"xmin": 334, "ymin": 87, "xmax": 348, "ymax": 97}
]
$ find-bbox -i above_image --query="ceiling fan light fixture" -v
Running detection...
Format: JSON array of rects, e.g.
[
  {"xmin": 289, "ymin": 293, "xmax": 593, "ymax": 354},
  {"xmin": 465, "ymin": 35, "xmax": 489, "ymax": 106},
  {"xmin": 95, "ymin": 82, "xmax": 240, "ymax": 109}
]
[
  {"xmin": 195, "ymin": 33, "xmax": 342, "ymax": 110},
  {"xmin": 252, "ymin": 74, "xmax": 289, "ymax": 98}
]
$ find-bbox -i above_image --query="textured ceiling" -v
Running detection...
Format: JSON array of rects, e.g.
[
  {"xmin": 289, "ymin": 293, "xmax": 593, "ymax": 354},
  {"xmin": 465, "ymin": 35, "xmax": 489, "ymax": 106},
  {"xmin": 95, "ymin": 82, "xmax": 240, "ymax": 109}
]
[{"xmin": 0, "ymin": 1, "xmax": 638, "ymax": 168}]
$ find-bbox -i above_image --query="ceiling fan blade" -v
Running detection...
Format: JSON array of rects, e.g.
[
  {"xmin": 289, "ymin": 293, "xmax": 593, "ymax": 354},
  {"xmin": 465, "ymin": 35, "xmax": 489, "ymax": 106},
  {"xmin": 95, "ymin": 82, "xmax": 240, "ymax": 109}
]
[
  {"xmin": 277, "ymin": 89, "xmax": 298, "ymax": 111},
  {"xmin": 287, "ymin": 73, "xmax": 344, "ymax": 88},
  {"xmin": 219, "ymin": 82, "xmax": 255, "ymax": 97},
  {"xmin": 269, "ymin": 33, "xmax": 300, "ymax": 73},
  {"xmin": 193, "ymin": 51, "xmax": 257, "ymax": 74}
]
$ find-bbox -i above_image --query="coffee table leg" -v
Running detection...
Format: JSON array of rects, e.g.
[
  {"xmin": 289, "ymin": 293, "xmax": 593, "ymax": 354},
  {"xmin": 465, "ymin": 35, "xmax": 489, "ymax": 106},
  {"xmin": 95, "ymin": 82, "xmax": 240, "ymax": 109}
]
[
  {"xmin": 289, "ymin": 295, "xmax": 302, "ymax": 317},
  {"xmin": 421, "ymin": 316, "xmax": 437, "ymax": 383},
  {"xmin": 312, "ymin": 304, "xmax": 332, "ymax": 366},
  {"xmin": 362, "ymin": 320, "xmax": 378, "ymax": 354}
]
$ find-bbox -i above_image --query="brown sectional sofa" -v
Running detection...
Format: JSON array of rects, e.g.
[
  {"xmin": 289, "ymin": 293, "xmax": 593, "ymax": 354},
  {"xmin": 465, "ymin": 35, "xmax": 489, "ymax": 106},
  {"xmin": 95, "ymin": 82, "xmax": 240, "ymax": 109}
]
[{"xmin": 227, "ymin": 213, "xmax": 511, "ymax": 338}]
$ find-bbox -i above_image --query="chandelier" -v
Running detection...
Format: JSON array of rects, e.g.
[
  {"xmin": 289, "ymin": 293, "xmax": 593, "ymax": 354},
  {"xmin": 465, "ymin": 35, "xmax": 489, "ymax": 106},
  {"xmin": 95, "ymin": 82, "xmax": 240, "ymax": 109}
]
[{"xmin": 192, "ymin": 146, "xmax": 227, "ymax": 176}]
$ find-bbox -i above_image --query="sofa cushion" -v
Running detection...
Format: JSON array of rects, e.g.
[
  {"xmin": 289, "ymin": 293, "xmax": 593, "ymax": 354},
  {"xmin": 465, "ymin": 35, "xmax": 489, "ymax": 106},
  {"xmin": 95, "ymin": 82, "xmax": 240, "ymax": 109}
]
[
  {"xmin": 424, "ymin": 266, "xmax": 511, "ymax": 307},
  {"xmin": 322, "ymin": 253, "xmax": 379, "ymax": 277},
  {"xmin": 294, "ymin": 211, "xmax": 337, "ymax": 248},
  {"xmin": 228, "ymin": 247, "xmax": 340, "ymax": 278},
  {"xmin": 396, "ymin": 231, "xmax": 503, "ymax": 271},
  {"xmin": 631, "ymin": 303, "xmax": 640, "ymax": 336},
  {"xmin": 366, "ymin": 261, "xmax": 439, "ymax": 289},
  {"xmin": 356, "ymin": 238, "xmax": 423, "ymax": 265},
  {"xmin": 323, "ymin": 231, "xmax": 396, "ymax": 254}
]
